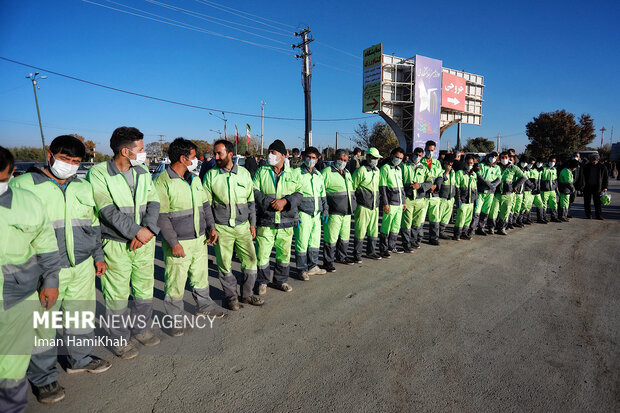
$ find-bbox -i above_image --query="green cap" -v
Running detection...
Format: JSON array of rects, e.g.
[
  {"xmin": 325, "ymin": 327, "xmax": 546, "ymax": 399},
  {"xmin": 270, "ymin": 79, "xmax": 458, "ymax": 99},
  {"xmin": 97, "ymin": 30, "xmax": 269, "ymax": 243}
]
[{"xmin": 366, "ymin": 147, "xmax": 382, "ymax": 158}]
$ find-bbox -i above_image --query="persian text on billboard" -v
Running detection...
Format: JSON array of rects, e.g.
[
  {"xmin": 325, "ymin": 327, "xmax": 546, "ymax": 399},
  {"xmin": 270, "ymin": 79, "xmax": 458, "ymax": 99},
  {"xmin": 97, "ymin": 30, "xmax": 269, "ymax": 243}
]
[
  {"xmin": 441, "ymin": 72, "xmax": 466, "ymax": 112},
  {"xmin": 413, "ymin": 55, "xmax": 442, "ymax": 151},
  {"xmin": 363, "ymin": 43, "xmax": 382, "ymax": 113}
]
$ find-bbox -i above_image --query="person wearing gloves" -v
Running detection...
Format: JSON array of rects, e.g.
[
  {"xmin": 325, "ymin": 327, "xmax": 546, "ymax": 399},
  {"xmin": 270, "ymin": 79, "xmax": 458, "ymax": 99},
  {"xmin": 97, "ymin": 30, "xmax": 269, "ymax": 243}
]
[
  {"xmin": 453, "ymin": 155, "xmax": 478, "ymax": 240},
  {"xmin": 558, "ymin": 159, "xmax": 578, "ymax": 222},
  {"xmin": 203, "ymin": 140, "xmax": 264, "ymax": 311},
  {"xmin": 154, "ymin": 138, "xmax": 222, "ymax": 335},
  {"xmin": 88, "ymin": 126, "xmax": 161, "ymax": 359},
  {"xmin": 531, "ymin": 159, "xmax": 547, "ymax": 223},
  {"xmin": 539, "ymin": 156, "xmax": 560, "ymax": 223},
  {"xmin": 0, "ymin": 146, "xmax": 61, "ymax": 412},
  {"xmin": 379, "ymin": 148, "xmax": 406, "ymax": 257},
  {"xmin": 253, "ymin": 140, "xmax": 302, "ymax": 294},
  {"xmin": 401, "ymin": 147, "xmax": 430, "ymax": 250},
  {"xmin": 351, "ymin": 147, "xmax": 382, "ymax": 262},
  {"xmin": 421, "ymin": 141, "xmax": 444, "ymax": 245},
  {"xmin": 438, "ymin": 154, "xmax": 457, "ymax": 240},
  {"xmin": 492, "ymin": 152, "xmax": 527, "ymax": 235},
  {"xmin": 471, "ymin": 152, "xmax": 501, "ymax": 236},
  {"xmin": 519, "ymin": 157, "xmax": 536, "ymax": 225},
  {"xmin": 10, "ymin": 136, "xmax": 110, "ymax": 404},
  {"xmin": 321, "ymin": 149, "xmax": 357, "ymax": 272},
  {"xmin": 294, "ymin": 146, "xmax": 328, "ymax": 280}
]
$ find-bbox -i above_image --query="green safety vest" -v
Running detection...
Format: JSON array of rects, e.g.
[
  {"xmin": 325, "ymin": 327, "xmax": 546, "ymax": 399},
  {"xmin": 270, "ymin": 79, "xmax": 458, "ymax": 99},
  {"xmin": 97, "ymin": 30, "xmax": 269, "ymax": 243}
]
[
  {"xmin": 401, "ymin": 162, "xmax": 429, "ymax": 200},
  {"xmin": 498, "ymin": 164, "xmax": 526, "ymax": 194},
  {"xmin": 154, "ymin": 166, "xmax": 211, "ymax": 245},
  {"xmin": 0, "ymin": 187, "xmax": 60, "ymax": 311},
  {"xmin": 253, "ymin": 165, "xmax": 302, "ymax": 227},
  {"xmin": 11, "ymin": 168, "xmax": 102, "ymax": 268},
  {"xmin": 438, "ymin": 168, "xmax": 456, "ymax": 199},
  {"xmin": 477, "ymin": 163, "xmax": 502, "ymax": 194},
  {"xmin": 539, "ymin": 167, "xmax": 558, "ymax": 192},
  {"xmin": 297, "ymin": 165, "xmax": 327, "ymax": 217},
  {"xmin": 87, "ymin": 159, "xmax": 160, "ymax": 242},
  {"xmin": 352, "ymin": 164, "xmax": 380, "ymax": 210},
  {"xmin": 321, "ymin": 165, "xmax": 356, "ymax": 215},
  {"xmin": 456, "ymin": 170, "xmax": 478, "ymax": 204},
  {"xmin": 379, "ymin": 163, "xmax": 405, "ymax": 206},
  {"xmin": 203, "ymin": 164, "xmax": 255, "ymax": 227}
]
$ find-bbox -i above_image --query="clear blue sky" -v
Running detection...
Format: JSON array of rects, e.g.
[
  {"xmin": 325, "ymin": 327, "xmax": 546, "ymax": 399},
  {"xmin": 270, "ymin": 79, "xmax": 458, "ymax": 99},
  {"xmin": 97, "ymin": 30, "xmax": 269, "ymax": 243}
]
[{"xmin": 1, "ymin": 0, "xmax": 619, "ymax": 154}]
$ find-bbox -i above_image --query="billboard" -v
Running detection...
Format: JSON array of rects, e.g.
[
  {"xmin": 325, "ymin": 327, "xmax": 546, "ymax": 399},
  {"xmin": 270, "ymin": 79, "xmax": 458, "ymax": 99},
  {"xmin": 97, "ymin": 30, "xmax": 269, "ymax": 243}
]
[
  {"xmin": 363, "ymin": 43, "xmax": 382, "ymax": 113},
  {"xmin": 413, "ymin": 55, "xmax": 442, "ymax": 151},
  {"xmin": 441, "ymin": 72, "xmax": 466, "ymax": 112}
]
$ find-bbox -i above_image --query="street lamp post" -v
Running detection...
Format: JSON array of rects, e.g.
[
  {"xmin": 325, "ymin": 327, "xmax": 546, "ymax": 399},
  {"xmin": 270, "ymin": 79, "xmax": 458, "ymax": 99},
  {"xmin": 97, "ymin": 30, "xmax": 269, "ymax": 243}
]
[
  {"xmin": 26, "ymin": 72, "xmax": 47, "ymax": 159},
  {"xmin": 260, "ymin": 100, "xmax": 266, "ymax": 156},
  {"xmin": 210, "ymin": 129, "xmax": 222, "ymax": 139},
  {"xmin": 210, "ymin": 111, "xmax": 230, "ymax": 152}
]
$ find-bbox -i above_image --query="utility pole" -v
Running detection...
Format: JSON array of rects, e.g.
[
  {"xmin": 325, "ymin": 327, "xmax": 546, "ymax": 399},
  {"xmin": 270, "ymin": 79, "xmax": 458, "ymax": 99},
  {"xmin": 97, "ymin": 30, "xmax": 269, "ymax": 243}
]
[
  {"xmin": 158, "ymin": 135, "xmax": 165, "ymax": 158},
  {"xmin": 260, "ymin": 100, "xmax": 266, "ymax": 155},
  {"xmin": 456, "ymin": 122, "xmax": 462, "ymax": 151},
  {"xmin": 610, "ymin": 126, "xmax": 614, "ymax": 145},
  {"xmin": 294, "ymin": 28, "xmax": 314, "ymax": 148},
  {"xmin": 600, "ymin": 126, "xmax": 606, "ymax": 147},
  {"xmin": 335, "ymin": 132, "xmax": 339, "ymax": 150},
  {"xmin": 497, "ymin": 134, "xmax": 501, "ymax": 152},
  {"xmin": 26, "ymin": 72, "xmax": 48, "ymax": 158}
]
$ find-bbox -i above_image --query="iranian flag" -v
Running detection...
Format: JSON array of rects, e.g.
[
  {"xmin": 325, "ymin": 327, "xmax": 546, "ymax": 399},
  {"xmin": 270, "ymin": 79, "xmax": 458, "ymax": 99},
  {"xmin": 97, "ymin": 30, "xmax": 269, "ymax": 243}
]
[
  {"xmin": 246, "ymin": 124, "xmax": 251, "ymax": 143},
  {"xmin": 234, "ymin": 125, "xmax": 239, "ymax": 144}
]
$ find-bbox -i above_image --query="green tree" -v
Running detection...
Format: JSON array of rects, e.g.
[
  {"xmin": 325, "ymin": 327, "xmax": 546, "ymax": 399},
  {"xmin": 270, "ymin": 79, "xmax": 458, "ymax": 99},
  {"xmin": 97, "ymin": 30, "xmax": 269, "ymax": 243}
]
[
  {"xmin": 462, "ymin": 137, "xmax": 495, "ymax": 153},
  {"xmin": 353, "ymin": 121, "xmax": 399, "ymax": 156},
  {"xmin": 525, "ymin": 110, "xmax": 596, "ymax": 159},
  {"xmin": 9, "ymin": 147, "xmax": 45, "ymax": 161}
]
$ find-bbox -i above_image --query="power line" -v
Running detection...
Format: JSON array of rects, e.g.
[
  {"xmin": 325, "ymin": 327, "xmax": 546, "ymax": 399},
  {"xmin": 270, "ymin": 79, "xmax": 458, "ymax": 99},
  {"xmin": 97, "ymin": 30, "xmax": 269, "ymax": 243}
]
[
  {"xmin": 192, "ymin": 0, "xmax": 296, "ymax": 31},
  {"xmin": 83, "ymin": 0, "xmax": 294, "ymax": 55},
  {"xmin": 144, "ymin": 0, "xmax": 293, "ymax": 38},
  {"xmin": 314, "ymin": 41, "xmax": 361, "ymax": 60},
  {"xmin": 0, "ymin": 57, "xmax": 373, "ymax": 122}
]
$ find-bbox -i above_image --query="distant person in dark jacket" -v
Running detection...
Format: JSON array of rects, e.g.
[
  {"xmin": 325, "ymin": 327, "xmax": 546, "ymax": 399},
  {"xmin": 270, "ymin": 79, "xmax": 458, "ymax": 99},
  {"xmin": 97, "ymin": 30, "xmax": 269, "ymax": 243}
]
[
  {"xmin": 244, "ymin": 151, "xmax": 258, "ymax": 177},
  {"xmin": 198, "ymin": 153, "xmax": 216, "ymax": 181},
  {"xmin": 582, "ymin": 154, "xmax": 608, "ymax": 219},
  {"xmin": 347, "ymin": 147, "xmax": 363, "ymax": 174}
]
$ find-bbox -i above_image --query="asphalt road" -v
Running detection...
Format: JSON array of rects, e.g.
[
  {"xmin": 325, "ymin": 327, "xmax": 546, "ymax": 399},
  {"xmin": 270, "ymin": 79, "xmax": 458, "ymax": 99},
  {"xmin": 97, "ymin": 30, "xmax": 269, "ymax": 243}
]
[{"xmin": 27, "ymin": 180, "xmax": 620, "ymax": 412}]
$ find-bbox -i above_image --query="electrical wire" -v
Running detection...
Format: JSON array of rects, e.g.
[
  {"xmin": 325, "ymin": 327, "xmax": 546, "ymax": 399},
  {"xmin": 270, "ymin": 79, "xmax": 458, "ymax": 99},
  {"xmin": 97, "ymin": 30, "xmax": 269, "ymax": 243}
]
[
  {"xmin": 144, "ymin": 0, "xmax": 293, "ymax": 38},
  {"xmin": 315, "ymin": 40, "xmax": 361, "ymax": 60},
  {"xmin": 0, "ymin": 57, "xmax": 373, "ymax": 122},
  {"xmin": 83, "ymin": 0, "xmax": 294, "ymax": 55},
  {"xmin": 193, "ymin": 0, "xmax": 296, "ymax": 31}
]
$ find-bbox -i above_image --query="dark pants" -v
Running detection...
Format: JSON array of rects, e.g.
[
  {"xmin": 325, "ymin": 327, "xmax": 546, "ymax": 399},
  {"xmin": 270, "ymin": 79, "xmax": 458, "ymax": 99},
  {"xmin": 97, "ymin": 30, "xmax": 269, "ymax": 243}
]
[{"xmin": 583, "ymin": 189, "xmax": 602, "ymax": 218}]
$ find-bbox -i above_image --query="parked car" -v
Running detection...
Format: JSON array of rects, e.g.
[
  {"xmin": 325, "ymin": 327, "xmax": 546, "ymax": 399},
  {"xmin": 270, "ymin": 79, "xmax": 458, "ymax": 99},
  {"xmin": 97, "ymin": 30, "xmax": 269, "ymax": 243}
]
[
  {"xmin": 77, "ymin": 162, "xmax": 95, "ymax": 178},
  {"xmin": 13, "ymin": 162, "xmax": 45, "ymax": 177}
]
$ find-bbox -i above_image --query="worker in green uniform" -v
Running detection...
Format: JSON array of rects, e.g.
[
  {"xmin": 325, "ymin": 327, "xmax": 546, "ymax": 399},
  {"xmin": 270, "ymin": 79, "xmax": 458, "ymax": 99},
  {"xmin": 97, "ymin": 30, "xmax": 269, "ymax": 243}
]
[
  {"xmin": 492, "ymin": 152, "xmax": 527, "ymax": 235},
  {"xmin": 401, "ymin": 147, "xmax": 430, "ymax": 250},
  {"xmin": 352, "ymin": 148, "xmax": 381, "ymax": 261},
  {"xmin": 253, "ymin": 140, "xmax": 302, "ymax": 294},
  {"xmin": 558, "ymin": 159, "xmax": 578, "ymax": 222},
  {"xmin": 471, "ymin": 152, "xmax": 501, "ymax": 236},
  {"xmin": 453, "ymin": 155, "xmax": 478, "ymax": 240},
  {"xmin": 154, "ymin": 138, "xmax": 223, "ymax": 335},
  {"xmin": 540, "ymin": 156, "xmax": 561, "ymax": 223},
  {"xmin": 519, "ymin": 157, "xmax": 535, "ymax": 225},
  {"xmin": 379, "ymin": 148, "xmax": 406, "ymax": 256},
  {"xmin": 421, "ymin": 141, "xmax": 444, "ymax": 245},
  {"xmin": 0, "ymin": 146, "xmax": 61, "ymax": 412},
  {"xmin": 87, "ymin": 127, "xmax": 161, "ymax": 359},
  {"xmin": 510, "ymin": 156, "xmax": 527, "ymax": 228},
  {"xmin": 203, "ymin": 140, "xmax": 264, "ymax": 310},
  {"xmin": 322, "ymin": 149, "xmax": 357, "ymax": 272},
  {"xmin": 294, "ymin": 146, "xmax": 328, "ymax": 279},
  {"xmin": 11, "ymin": 136, "xmax": 110, "ymax": 404},
  {"xmin": 532, "ymin": 159, "xmax": 547, "ymax": 223},
  {"xmin": 438, "ymin": 154, "xmax": 457, "ymax": 240}
]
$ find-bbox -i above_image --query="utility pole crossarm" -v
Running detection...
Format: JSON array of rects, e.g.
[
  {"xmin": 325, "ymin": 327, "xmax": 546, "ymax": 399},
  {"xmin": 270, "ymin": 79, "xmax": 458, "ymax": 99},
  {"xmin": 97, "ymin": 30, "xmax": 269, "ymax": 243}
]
[{"xmin": 294, "ymin": 28, "xmax": 313, "ymax": 149}]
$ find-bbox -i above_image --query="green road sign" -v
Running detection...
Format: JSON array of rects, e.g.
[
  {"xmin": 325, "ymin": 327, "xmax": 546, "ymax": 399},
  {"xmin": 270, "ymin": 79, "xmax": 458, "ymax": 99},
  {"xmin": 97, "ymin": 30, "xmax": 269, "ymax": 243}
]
[{"xmin": 363, "ymin": 43, "xmax": 382, "ymax": 113}]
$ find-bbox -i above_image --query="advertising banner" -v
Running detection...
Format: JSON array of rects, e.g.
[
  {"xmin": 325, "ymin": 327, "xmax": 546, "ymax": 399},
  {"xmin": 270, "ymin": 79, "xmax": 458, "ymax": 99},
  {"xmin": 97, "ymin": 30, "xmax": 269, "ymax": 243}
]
[
  {"xmin": 441, "ymin": 72, "xmax": 466, "ymax": 112},
  {"xmin": 363, "ymin": 43, "xmax": 382, "ymax": 113},
  {"xmin": 413, "ymin": 55, "xmax": 442, "ymax": 152}
]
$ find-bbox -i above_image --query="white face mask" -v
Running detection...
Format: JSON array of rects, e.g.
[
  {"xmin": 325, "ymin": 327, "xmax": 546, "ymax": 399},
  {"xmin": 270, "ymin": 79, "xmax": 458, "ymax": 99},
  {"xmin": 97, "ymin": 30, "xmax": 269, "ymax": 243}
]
[
  {"xmin": 501, "ymin": 158, "xmax": 509, "ymax": 165},
  {"xmin": 0, "ymin": 181, "xmax": 8, "ymax": 196},
  {"xmin": 412, "ymin": 156, "xmax": 421, "ymax": 164},
  {"xmin": 369, "ymin": 159, "xmax": 378, "ymax": 168},
  {"xmin": 335, "ymin": 160, "xmax": 347, "ymax": 170},
  {"xmin": 304, "ymin": 158, "xmax": 317, "ymax": 169},
  {"xmin": 392, "ymin": 157, "xmax": 402, "ymax": 166},
  {"xmin": 548, "ymin": 161, "xmax": 555, "ymax": 167},
  {"xmin": 465, "ymin": 164, "xmax": 473, "ymax": 170},
  {"xmin": 267, "ymin": 153, "xmax": 280, "ymax": 166},
  {"xmin": 186, "ymin": 157, "xmax": 199, "ymax": 172},
  {"xmin": 536, "ymin": 162, "xmax": 543, "ymax": 168},
  {"xmin": 50, "ymin": 156, "xmax": 79, "ymax": 179},
  {"xmin": 488, "ymin": 157, "xmax": 496, "ymax": 164},
  {"xmin": 520, "ymin": 162, "xmax": 527, "ymax": 168},
  {"xmin": 128, "ymin": 149, "xmax": 146, "ymax": 166}
]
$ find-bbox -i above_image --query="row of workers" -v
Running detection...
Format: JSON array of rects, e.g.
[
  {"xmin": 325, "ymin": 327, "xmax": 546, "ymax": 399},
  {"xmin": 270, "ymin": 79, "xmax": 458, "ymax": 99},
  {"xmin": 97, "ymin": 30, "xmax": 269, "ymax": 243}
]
[{"xmin": 0, "ymin": 130, "xmax": 577, "ymax": 410}]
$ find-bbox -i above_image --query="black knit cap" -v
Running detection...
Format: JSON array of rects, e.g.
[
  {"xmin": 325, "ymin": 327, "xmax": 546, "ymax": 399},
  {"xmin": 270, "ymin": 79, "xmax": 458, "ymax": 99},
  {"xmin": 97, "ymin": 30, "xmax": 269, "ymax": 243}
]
[{"xmin": 268, "ymin": 139, "xmax": 286, "ymax": 156}]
